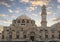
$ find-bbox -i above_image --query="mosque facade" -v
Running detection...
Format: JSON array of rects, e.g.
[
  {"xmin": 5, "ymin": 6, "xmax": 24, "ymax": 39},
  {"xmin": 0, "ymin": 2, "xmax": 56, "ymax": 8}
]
[{"xmin": 0, "ymin": 5, "xmax": 60, "ymax": 42}]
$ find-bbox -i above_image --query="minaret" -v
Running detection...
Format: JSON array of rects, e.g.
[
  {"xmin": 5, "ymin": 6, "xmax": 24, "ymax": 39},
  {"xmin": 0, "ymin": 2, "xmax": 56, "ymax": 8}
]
[{"xmin": 41, "ymin": 5, "xmax": 47, "ymax": 28}]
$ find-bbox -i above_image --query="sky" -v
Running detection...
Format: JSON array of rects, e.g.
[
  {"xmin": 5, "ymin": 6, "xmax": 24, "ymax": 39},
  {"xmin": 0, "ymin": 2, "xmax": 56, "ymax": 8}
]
[{"xmin": 0, "ymin": 0, "xmax": 60, "ymax": 27}]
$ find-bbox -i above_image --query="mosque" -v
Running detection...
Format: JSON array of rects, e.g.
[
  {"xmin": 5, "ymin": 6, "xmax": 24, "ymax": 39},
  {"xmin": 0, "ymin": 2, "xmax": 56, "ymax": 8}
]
[{"xmin": 0, "ymin": 5, "xmax": 60, "ymax": 42}]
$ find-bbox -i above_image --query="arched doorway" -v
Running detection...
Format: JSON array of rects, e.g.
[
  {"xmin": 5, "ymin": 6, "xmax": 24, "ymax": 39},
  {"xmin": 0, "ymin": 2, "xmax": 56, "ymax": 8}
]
[{"xmin": 30, "ymin": 32, "xmax": 35, "ymax": 41}]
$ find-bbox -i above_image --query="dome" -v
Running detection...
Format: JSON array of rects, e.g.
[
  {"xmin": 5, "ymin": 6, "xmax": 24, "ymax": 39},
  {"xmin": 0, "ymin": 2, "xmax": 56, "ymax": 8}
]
[
  {"xmin": 17, "ymin": 15, "xmax": 31, "ymax": 19},
  {"xmin": 51, "ymin": 22, "xmax": 60, "ymax": 27}
]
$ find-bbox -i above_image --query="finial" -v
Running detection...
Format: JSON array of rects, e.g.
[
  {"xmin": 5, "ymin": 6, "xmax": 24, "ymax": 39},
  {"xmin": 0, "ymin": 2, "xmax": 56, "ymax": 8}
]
[{"xmin": 42, "ymin": 4, "xmax": 46, "ymax": 8}]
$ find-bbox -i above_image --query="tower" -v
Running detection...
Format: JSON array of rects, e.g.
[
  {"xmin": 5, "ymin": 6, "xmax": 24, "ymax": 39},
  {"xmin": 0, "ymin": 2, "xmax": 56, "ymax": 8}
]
[{"xmin": 41, "ymin": 5, "xmax": 47, "ymax": 28}]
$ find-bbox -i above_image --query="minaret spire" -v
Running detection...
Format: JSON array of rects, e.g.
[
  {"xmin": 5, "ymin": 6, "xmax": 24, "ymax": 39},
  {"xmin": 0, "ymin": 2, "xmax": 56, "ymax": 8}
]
[{"xmin": 41, "ymin": 5, "xmax": 47, "ymax": 28}]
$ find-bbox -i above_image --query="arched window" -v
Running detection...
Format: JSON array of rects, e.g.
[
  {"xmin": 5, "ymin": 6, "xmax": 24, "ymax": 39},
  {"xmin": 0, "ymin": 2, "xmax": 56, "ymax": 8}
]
[
  {"xmin": 6, "ymin": 30, "xmax": 9, "ymax": 31},
  {"xmin": 2, "ymin": 35, "xmax": 4, "ymax": 39},
  {"xmin": 9, "ymin": 31, "xmax": 12, "ymax": 39},
  {"xmin": 40, "ymin": 30, "xmax": 43, "ymax": 33},
  {"xmin": 24, "ymin": 35, "xmax": 26, "ymax": 38},
  {"xmin": 39, "ymin": 36, "xmax": 41, "ymax": 39},
  {"xmin": 59, "ymin": 34, "xmax": 60, "ymax": 39},
  {"xmin": 2, "ymin": 31, "xmax": 4, "ymax": 39},
  {"xmin": 31, "ymin": 21, "xmax": 33, "ymax": 23},
  {"xmin": 12, "ymin": 30, "xmax": 15, "ymax": 31},
  {"xmin": 16, "ymin": 35, "xmax": 19, "ymax": 39},
  {"xmin": 52, "ymin": 35, "xmax": 54, "ymax": 39},
  {"xmin": 27, "ymin": 20, "xmax": 29, "ymax": 23},
  {"xmin": 59, "ymin": 31, "xmax": 60, "ymax": 39},
  {"xmin": 45, "ymin": 30, "xmax": 47, "ymax": 31},
  {"xmin": 16, "ymin": 31, "xmax": 19, "ymax": 39},
  {"xmin": 45, "ymin": 30, "xmax": 48, "ymax": 33},
  {"xmin": 9, "ymin": 35, "xmax": 12, "ymax": 39},
  {"xmin": 22, "ymin": 19, "xmax": 25, "ymax": 23},
  {"xmin": 30, "ymin": 32, "xmax": 35, "ymax": 41},
  {"xmin": 45, "ymin": 34, "xmax": 48, "ymax": 39}
]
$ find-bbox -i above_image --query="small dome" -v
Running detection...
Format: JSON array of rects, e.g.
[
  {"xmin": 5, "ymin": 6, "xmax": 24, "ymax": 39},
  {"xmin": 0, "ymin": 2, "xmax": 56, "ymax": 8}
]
[
  {"xmin": 17, "ymin": 15, "xmax": 31, "ymax": 19},
  {"xmin": 51, "ymin": 22, "xmax": 60, "ymax": 27}
]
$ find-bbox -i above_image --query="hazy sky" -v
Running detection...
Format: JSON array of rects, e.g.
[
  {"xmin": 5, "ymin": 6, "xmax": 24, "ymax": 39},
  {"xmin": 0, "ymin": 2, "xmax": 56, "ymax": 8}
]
[{"xmin": 0, "ymin": 0, "xmax": 60, "ymax": 27}]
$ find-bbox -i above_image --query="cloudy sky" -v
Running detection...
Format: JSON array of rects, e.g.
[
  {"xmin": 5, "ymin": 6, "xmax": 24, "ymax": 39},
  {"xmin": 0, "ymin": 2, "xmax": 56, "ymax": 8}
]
[{"xmin": 0, "ymin": 0, "xmax": 60, "ymax": 27}]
